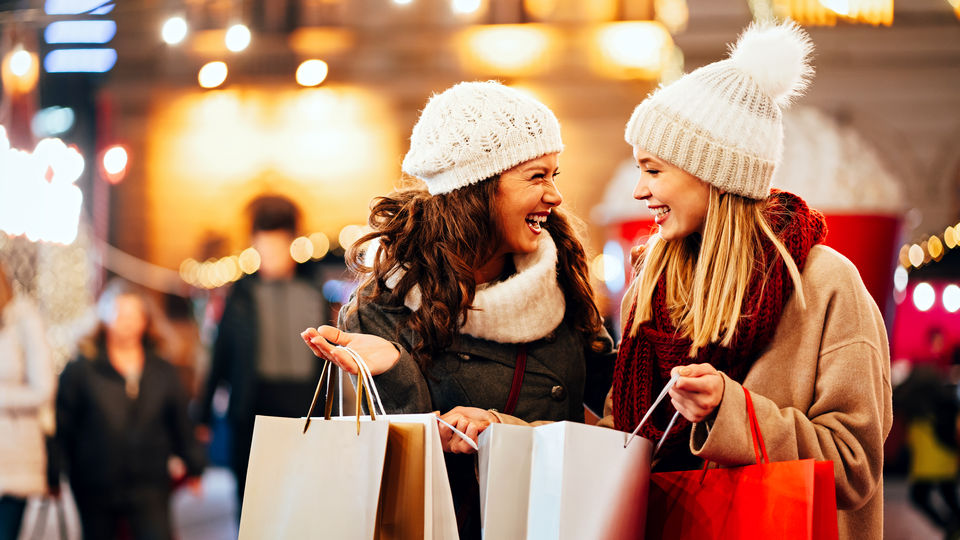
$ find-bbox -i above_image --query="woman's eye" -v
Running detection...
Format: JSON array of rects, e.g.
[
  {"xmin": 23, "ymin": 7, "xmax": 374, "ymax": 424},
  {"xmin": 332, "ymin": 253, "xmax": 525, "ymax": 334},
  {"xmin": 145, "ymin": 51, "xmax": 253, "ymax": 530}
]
[{"xmin": 645, "ymin": 169, "xmax": 660, "ymax": 176}]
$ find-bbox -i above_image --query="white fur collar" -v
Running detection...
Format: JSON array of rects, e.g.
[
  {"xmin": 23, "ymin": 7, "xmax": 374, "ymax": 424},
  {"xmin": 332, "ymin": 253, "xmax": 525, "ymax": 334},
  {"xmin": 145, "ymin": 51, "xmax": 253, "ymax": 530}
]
[{"xmin": 384, "ymin": 231, "xmax": 565, "ymax": 343}]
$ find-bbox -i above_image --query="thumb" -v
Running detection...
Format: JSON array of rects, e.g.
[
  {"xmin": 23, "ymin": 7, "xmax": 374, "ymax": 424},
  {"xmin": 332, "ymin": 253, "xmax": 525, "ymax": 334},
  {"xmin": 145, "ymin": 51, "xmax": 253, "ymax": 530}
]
[{"xmin": 678, "ymin": 363, "xmax": 717, "ymax": 378}]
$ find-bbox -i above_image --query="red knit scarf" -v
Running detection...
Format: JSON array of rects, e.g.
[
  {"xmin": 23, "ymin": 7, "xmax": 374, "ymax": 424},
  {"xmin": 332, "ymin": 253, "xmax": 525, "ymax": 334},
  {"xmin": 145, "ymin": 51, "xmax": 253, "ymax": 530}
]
[{"xmin": 612, "ymin": 190, "xmax": 827, "ymax": 455}]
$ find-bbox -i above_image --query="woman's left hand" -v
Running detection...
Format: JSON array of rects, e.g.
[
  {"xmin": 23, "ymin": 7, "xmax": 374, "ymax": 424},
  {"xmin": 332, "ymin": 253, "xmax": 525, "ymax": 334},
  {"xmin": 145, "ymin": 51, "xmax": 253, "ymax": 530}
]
[
  {"xmin": 668, "ymin": 363, "xmax": 725, "ymax": 423},
  {"xmin": 437, "ymin": 406, "xmax": 499, "ymax": 454}
]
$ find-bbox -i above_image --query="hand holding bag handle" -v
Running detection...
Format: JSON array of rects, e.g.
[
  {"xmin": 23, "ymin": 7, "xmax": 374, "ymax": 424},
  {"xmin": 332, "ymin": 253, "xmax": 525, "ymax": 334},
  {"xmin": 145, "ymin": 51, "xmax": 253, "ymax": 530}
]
[
  {"xmin": 302, "ymin": 347, "xmax": 384, "ymax": 434},
  {"xmin": 625, "ymin": 372, "xmax": 682, "ymax": 453}
]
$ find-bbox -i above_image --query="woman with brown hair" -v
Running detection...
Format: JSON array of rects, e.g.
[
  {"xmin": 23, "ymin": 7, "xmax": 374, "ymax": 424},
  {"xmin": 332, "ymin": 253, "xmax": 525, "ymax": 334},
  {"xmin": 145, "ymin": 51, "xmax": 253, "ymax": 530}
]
[
  {"xmin": 56, "ymin": 279, "xmax": 205, "ymax": 540},
  {"xmin": 301, "ymin": 81, "xmax": 614, "ymax": 537},
  {"xmin": 0, "ymin": 263, "xmax": 54, "ymax": 540}
]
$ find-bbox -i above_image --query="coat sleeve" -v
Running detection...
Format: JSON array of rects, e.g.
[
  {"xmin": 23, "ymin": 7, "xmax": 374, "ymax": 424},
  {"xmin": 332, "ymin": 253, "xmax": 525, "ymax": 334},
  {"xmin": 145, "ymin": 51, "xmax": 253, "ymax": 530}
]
[
  {"xmin": 689, "ymin": 259, "xmax": 893, "ymax": 512},
  {"xmin": 338, "ymin": 296, "xmax": 433, "ymax": 414},
  {"xmin": 0, "ymin": 300, "xmax": 55, "ymax": 411}
]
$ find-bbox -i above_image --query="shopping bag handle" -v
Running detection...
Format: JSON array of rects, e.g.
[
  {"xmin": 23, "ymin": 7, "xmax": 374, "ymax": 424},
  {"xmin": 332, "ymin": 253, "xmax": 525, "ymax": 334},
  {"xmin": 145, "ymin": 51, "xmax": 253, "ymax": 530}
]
[
  {"xmin": 625, "ymin": 372, "xmax": 681, "ymax": 452},
  {"xmin": 302, "ymin": 347, "xmax": 386, "ymax": 434},
  {"xmin": 743, "ymin": 388, "xmax": 769, "ymax": 464}
]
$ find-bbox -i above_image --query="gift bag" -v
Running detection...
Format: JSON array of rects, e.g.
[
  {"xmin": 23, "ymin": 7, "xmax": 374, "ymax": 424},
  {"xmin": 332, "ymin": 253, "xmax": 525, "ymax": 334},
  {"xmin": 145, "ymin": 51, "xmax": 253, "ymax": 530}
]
[
  {"xmin": 240, "ymin": 349, "xmax": 460, "ymax": 540},
  {"xmin": 528, "ymin": 421, "xmax": 652, "ymax": 540},
  {"xmin": 478, "ymin": 421, "xmax": 652, "ymax": 540},
  {"xmin": 645, "ymin": 388, "xmax": 839, "ymax": 540},
  {"xmin": 477, "ymin": 423, "xmax": 534, "ymax": 539},
  {"xmin": 238, "ymin": 415, "xmax": 391, "ymax": 539}
]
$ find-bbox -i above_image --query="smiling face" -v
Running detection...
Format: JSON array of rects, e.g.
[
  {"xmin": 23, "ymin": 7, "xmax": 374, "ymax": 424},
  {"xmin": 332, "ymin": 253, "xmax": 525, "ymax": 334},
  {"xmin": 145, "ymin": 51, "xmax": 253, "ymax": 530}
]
[
  {"xmin": 632, "ymin": 145, "xmax": 712, "ymax": 242},
  {"xmin": 494, "ymin": 152, "xmax": 564, "ymax": 257}
]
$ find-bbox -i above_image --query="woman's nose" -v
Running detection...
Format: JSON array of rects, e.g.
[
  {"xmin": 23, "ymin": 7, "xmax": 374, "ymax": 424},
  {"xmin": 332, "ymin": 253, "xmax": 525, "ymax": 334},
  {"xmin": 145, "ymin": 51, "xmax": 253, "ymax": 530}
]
[
  {"xmin": 633, "ymin": 176, "xmax": 651, "ymax": 200},
  {"xmin": 544, "ymin": 179, "xmax": 563, "ymax": 207}
]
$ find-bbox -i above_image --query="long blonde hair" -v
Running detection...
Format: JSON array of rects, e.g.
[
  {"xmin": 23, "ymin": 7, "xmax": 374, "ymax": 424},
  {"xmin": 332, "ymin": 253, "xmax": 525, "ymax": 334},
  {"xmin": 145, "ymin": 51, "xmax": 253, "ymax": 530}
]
[{"xmin": 628, "ymin": 187, "xmax": 805, "ymax": 356}]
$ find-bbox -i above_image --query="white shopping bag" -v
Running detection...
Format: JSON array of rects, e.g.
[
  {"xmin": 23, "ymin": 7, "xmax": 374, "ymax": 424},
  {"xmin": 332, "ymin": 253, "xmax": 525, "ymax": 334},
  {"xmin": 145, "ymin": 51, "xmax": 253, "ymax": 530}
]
[
  {"xmin": 238, "ymin": 415, "xmax": 391, "ymax": 540},
  {"xmin": 528, "ymin": 421, "xmax": 652, "ymax": 540},
  {"xmin": 477, "ymin": 423, "xmax": 534, "ymax": 540},
  {"xmin": 478, "ymin": 421, "xmax": 653, "ymax": 540}
]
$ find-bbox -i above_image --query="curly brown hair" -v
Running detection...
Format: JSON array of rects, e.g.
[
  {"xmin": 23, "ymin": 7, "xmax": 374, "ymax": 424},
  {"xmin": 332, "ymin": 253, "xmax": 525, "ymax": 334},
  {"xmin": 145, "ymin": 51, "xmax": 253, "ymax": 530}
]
[{"xmin": 346, "ymin": 177, "xmax": 604, "ymax": 370}]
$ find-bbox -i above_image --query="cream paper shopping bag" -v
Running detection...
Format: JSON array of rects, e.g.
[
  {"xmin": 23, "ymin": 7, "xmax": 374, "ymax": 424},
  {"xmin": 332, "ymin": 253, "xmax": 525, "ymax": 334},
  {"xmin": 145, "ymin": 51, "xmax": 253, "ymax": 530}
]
[
  {"xmin": 334, "ymin": 414, "xmax": 460, "ymax": 540},
  {"xmin": 477, "ymin": 423, "xmax": 534, "ymax": 540},
  {"xmin": 237, "ymin": 415, "xmax": 390, "ymax": 540}
]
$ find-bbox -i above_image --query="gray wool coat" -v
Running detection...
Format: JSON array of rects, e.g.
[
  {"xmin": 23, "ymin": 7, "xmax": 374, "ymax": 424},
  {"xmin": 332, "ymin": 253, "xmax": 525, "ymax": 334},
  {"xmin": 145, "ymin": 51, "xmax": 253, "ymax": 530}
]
[{"xmin": 338, "ymin": 287, "xmax": 615, "ymax": 423}]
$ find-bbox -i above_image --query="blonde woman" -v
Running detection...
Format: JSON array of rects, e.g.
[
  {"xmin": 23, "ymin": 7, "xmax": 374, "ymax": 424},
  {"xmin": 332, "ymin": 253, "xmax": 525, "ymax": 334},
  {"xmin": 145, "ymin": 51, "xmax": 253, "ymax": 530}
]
[{"xmin": 601, "ymin": 22, "xmax": 892, "ymax": 539}]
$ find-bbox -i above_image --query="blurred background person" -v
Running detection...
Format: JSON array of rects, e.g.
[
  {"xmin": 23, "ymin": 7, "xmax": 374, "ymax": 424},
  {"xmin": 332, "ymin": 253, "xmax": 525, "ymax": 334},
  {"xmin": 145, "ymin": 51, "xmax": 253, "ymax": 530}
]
[
  {"xmin": 56, "ymin": 279, "xmax": 205, "ymax": 540},
  {"xmin": 894, "ymin": 333, "xmax": 960, "ymax": 539},
  {"xmin": 0, "ymin": 262, "xmax": 54, "ymax": 540},
  {"xmin": 196, "ymin": 194, "xmax": 331, "ymax": 514}
]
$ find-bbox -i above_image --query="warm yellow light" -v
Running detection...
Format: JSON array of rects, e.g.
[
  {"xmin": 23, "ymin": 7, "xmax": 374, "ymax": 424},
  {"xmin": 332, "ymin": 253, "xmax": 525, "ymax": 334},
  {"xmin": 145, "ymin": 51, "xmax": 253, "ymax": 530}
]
[
  {"xmin": 290, "ymin": 236, "xmax": 314, "ymax": 263},
  {"xmin": 908, "ymin": 244, "xmax": 925, "ymax": 268},
  {"xmin": 309, "ymin": 232, "xmax": 330, "ymax": 259},
  {"xmin": 225, "ymin": 24, "xmax": 251, "ymax": 52},
  {"xmin": 10, "ymin": 49, "xmax": 32, "ymax": 76},
  {"xmin": 162, "ymin": 16, "xmax": 188, "ymax": 45},
  {"xmin": 655, "ymin": 0, "xmax": 689, "ymax": 34},
  {"xmin": 179, "ymin": 258, "xmax": 200, "ymax": 285},
  {"xmin": 457, "ymin": 25, "xmax": 555, "ymax": 76},
  {"xmin": 296, "ymin": 59, "xmax": 328, "ymax": 87},
  {"xmin": 198, "ymin": 61, "xmax": 228, "ymax": 88},
  {"xmin": 1, "ymin": 46, "xmax": 39, "ymax": 94},
  {"xmin": 452, "ymin": 0, "xmax": 482, "ymax": 15},
  {"xmin": 238, "ymin": 247, "xmax": 261, "ymax": 274},
  {"xmin": 524, "ymin": 0, "xmax": 559, "ymax": 20},
  {"xmin": 945, "ymin": 226, "xmax": 957, "ymax": 250},
  {"xmin": 928, "ymin": 236, "xmax": 944, "ymax": 260},
  {"xmin": 772, "ymin": 0, "xmax": 892, "ymax": 26},
  {"xmin": 339, "ymin": 224, "xmax": 368, "ymax": 251},
  {"xmin": 102, "ymin": 145, "xmax": 128, "ymax": 176},
  {"xmin": 898, "ymin": 244, "xmax": 911, "ymax": 268},
  {"xmin": 819, "ymin": 0, "xmax": 850, "ymax": 15},
  {"xmin": 592, "ymin": 22, "xmax": 673, "ymax": 80}
]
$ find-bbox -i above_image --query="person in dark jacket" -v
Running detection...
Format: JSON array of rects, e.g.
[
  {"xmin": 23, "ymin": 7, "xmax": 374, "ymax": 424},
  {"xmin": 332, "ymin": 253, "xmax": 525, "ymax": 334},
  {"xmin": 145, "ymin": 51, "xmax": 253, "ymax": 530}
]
[
  {"xmin": 196, "ymin": 195, "xmax": 330, "ymax": 512},
  {"xmin": 56, "ymin": 279, "xmax": 204, "ymax": 540},
  {"xmin": 302, "ymin": 81, "xmax": 615, "ymax": 539}
]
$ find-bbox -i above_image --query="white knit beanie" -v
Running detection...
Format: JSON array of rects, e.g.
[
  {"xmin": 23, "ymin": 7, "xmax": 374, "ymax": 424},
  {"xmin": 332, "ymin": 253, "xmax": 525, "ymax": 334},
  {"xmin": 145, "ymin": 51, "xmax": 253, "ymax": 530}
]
[
  {"xmin": 402, "ymin": 81, "xmax": 564, "ymax": 196},
  {"xmin": 624, "ymin": 21, "xmax": 814, "ymax": 200}
]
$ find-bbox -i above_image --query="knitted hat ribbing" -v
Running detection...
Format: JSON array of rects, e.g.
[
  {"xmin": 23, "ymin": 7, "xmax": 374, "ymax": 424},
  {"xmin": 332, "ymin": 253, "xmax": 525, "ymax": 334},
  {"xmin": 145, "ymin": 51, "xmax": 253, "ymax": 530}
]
[
  {"xmin": 402, "ymin": 81, "xmax": 564, "ymax": 196},
  {"xmin": 625, "ymin": 22, "xmax": 814, "ymax": 200}
]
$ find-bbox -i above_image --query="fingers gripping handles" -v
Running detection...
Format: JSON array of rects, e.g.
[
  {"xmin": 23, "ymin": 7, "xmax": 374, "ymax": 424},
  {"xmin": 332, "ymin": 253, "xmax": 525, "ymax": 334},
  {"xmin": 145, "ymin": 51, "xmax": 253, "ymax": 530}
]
[
  {"xmin": 303, "ymin": 346, "xmax": 386, "ymax": 435},
  {"xmin": 625, "ymin": 373, "xmax": 681, "ymax": 453},
  {"xmin": 622, "ymin": 373, "xmax": 769, "ymax": 475}
]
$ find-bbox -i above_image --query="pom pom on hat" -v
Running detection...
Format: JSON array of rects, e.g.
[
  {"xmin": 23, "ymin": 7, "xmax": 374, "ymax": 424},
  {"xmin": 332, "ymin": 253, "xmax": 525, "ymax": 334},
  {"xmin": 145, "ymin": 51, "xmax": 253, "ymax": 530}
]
[{"xmin": 727, "ymin": 21, "xmax": 814, "ymax": 108}]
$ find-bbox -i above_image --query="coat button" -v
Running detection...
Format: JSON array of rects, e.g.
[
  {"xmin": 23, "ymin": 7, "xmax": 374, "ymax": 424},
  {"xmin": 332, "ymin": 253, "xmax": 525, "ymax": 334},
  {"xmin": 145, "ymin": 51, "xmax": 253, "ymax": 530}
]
[
  {"xmin": 457, "ymin": 353, "xmax": 471, "ymax": 361},
  {"xmin": 550, "ymin": 385, "xmax": 566, "ymax": 401}
]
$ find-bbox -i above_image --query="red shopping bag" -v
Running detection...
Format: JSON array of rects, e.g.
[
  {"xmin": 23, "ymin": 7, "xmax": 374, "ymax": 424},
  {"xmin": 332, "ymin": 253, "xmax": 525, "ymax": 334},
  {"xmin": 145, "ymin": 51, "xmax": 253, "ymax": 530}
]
[{"xmin": 646, "ymin": 388, "xmax": 839, "ymax": 540}]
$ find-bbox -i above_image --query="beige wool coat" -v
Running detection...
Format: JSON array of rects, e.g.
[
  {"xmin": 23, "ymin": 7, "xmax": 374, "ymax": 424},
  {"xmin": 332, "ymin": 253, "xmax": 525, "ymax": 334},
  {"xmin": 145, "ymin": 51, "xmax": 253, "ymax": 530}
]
[
  {"xmin": 597, "ymin": 244, "xmax": 892, "ymax": 540},
  {"xmin": 0, "ymin": 298, "xmax": 55, "ymax": 498}
]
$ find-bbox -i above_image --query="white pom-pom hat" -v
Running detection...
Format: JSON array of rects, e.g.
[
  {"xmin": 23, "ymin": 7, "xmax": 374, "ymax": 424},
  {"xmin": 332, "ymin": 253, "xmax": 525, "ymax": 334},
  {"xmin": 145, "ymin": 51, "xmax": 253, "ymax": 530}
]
[
  {"xmin": 403, "ymin": 81, "xmax": 564, "ymax": 196},
  {"xmin": 624, "ymin": 21, "xmax": 814, "ymax": 200}
]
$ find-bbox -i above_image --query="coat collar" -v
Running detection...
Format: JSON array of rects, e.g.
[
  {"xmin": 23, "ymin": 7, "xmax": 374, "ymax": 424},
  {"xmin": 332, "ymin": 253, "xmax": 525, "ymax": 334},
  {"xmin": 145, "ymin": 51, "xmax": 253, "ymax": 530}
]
[{"xmin": 386, "ymin": 231, "xmax": 565, "ymax": 343}]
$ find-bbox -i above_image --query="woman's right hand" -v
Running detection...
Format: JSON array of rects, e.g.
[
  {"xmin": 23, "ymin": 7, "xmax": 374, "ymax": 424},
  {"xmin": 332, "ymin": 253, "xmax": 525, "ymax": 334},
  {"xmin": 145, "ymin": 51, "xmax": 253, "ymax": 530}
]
[{"xmin": 300, "ymin": 326, "xmax": 400, "ymax": 376}]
